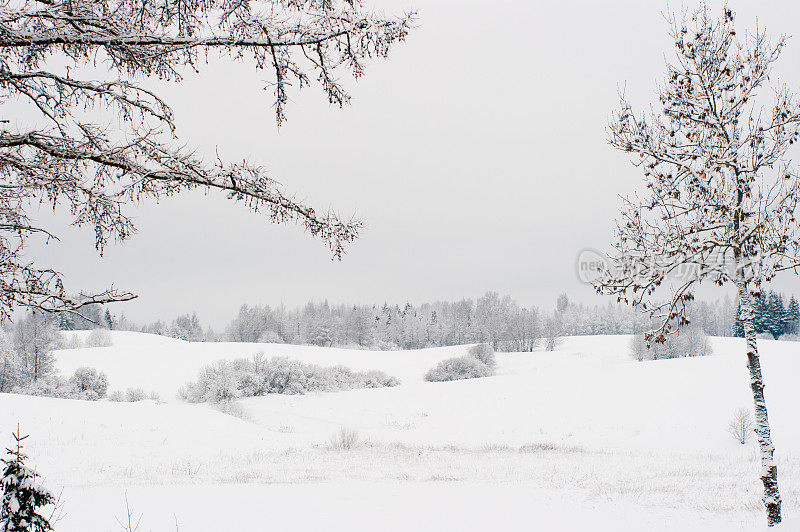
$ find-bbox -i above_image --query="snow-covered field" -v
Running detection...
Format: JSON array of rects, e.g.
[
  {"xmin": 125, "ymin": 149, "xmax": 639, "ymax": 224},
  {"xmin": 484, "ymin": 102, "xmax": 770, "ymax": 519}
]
[{"xmin": 3, "ymin": 332, "xmax": 800, "ymax": 531}]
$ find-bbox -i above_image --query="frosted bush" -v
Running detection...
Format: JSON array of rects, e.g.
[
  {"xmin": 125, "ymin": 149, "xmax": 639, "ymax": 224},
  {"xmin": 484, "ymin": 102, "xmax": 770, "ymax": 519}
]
[
  {"xmin": 125, "ymin": 387, "xmax": 147, "ymax": 402},
  {"xmin": 14, "ymin": 376, "xmax": 75, "ymax": 398},
  {"xmin": 13, "ymin": 369, "xmax": 107, "ymax": 401},
  {"xmin": 107, "ymin": 388, "xmax": 154, "ymax": 402},
  {"xmin": 628, "ymin": 327, "xmax": 712, "ymax": 361},
  {"xmin": 424, "ymin": 355, "xmax": 492, "ymax": 382},
  {"xmin": 85, "ymin": 328, "xmax": 113, "ymax": 347},
  {"xmin": 180, "ymin": 353, "xmax": 400, "ymax": 403},
  {"xmin": 68, "ymin": 367, "xmax": 109, "ymax": 400},
  {"xmin": 468, "ymin": 343, "xmax": 496, "ymax": 369},
  {"xmin": 108, "ymin": 390, "xmax": 125, "ymax": 402}
]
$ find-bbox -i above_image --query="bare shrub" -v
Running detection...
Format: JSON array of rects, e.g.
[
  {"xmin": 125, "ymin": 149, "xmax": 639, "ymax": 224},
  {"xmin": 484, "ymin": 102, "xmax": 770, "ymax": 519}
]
[
  {"xmin": 85, "ymin": 329, "xmax": 113, "ymax": 347},
  {"xmin": 728, "ymin": 407, "xmax": 755, "ymax": 445},
  {"xmin": 329, "ymin": 428, "xmax": 360, "ymax": 450},
  {"xmin": 108, "ymin": 390, "xmax": 125, "ymax": 402},
  {"xmin": 125, "ymin": 388, "xmax": 147, "ymax": 402}
]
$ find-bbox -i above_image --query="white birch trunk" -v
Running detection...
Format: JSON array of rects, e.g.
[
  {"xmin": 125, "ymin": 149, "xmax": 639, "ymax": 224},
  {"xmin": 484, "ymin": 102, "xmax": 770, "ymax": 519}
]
[{"xmin": 736, "ymin": 277, "xmax": 782, "ymax": 525}]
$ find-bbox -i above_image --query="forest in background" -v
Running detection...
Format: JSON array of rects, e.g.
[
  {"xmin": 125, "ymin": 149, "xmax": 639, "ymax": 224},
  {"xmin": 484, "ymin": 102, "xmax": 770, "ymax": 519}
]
[{"xmin": 55, "ymin": 291, "xmax": 800, "ymax": 352}]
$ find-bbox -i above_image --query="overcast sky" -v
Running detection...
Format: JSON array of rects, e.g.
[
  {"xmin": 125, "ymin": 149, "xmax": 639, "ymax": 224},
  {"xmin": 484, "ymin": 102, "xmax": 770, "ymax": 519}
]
[{"xmin": 28, "ymin": 0, "xmax": 800, "ymax": 329}]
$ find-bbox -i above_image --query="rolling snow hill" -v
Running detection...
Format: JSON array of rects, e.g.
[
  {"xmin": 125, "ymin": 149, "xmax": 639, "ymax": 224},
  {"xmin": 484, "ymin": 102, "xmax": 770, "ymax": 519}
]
[{"xmin": 2, "ymin": 332, "xmax": 799, "ymax": 531}]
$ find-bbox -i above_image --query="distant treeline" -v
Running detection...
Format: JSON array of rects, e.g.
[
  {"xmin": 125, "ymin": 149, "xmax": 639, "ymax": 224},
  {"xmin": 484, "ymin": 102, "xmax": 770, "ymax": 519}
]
[{"xmin": 59, "ymin": 290, "xmax": 800, "ymax": 351}]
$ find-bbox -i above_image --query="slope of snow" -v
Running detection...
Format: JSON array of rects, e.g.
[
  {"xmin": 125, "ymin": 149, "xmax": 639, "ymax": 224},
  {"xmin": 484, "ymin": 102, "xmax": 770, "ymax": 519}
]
[
  {"xmin": 55, "ymin": 331, "xmax": 470, "ymax": 399},
  {"xmin": 2, "ymin": 333, "xmax": 798, "ymax": 530}
]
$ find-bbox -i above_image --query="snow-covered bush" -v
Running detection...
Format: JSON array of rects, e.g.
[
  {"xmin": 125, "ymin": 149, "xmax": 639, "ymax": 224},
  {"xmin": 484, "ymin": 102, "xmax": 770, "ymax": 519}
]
[
  {"xmin": 424, "ymin": 354, "xmax": 492, "ymax": 382},
  {"xmin": 85, "ymin": 328, "xmax": 113, "ymax": 347},
  {"xmin": 108, "ymin": 388, "xmax": 158, "ymax": 403},
  {"xmin": 124, "ymin": 388, "xmax": 147, "ymax": 402},
  {"xmin": 10, "ymin": 367, "xmax": 108, "ymax": 401},
  {"xmin": 1, "ymin": 429, "xmax": 55, "ymax": 532},
  {"xmin": 728, "ymin": 407, "xmax": 754, "ymax": 445},
  {"xmin": 180, "ymin": 353, "xmax": 400, "ymax": 403},
  {"xmin": 628, "ymin": 327, "xmax": 712, "ymax": 361},
  {"xmin": 107, "ymin": 390, "xmax": 125, "ymax": 402},
  {"xmin": 68, "ymin": 367, "xmax": 109, "ymax": 400},
  {"xmin": 468, "ymin": 343, "xmax": 496, "ymax": 369}
]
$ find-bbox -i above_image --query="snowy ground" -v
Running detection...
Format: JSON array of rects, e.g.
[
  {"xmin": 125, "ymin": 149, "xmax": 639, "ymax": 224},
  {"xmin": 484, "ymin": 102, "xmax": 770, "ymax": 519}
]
[{"xmin": 2, "ymin": 332, "xmax": 800, "ymax": 531}]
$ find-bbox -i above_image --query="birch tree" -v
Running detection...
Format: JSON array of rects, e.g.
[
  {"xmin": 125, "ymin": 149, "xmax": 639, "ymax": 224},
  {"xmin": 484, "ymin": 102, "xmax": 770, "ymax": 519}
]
[
  {"xmin": 0, "ymin": 0, "xmax": 413, "ymax": 322},
  {"xmin": 597, "ymin": 5, "xmax": 800, "ymax": 526}
]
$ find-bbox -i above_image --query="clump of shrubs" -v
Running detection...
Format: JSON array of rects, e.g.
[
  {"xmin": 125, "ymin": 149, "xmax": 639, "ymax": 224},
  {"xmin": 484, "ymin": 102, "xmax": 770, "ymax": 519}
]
[
  {"xmin": 424, "ymin": 343, "xmax": 496, "ymax": 382},
  {"xmin": 179, "ymin": 353, "xmax": 400, "ymax": 403},
  {"xmin": 14, "ymin": 366, "xmax": 109, "ymax": 400},
  {"xmin": 85, "ymin": 328, "xmax": 113, "ymax": 347},
  {"xmin": 468, "ymin": 343, "xmax": 496, "ymax": 369},
  {"xmin": 629, "ymin": 326, "xmax": 713, "ymax": 362},
  {"xmin": 107, "ymin": 387, "xmax": 157, "ymax": 402}
]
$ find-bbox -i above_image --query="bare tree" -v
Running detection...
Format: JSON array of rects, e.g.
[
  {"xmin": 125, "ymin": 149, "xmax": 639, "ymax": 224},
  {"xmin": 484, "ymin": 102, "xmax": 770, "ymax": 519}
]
[
  {"xmin": 12, "ymin": 311, "xmax": 61, "ymax": 382},
  {"xmin": 596, "ymin": 5, "xmax": 799, "ymax": 525},
  {"xmin": 728, "ymin": 407, "xmax": 755, "ymax": 445},
  {"xmin": 0, "ymin": 0, "xmax": 414, "ymax": 322},
  {"xmin": 541, "ymin": 313, "xmax": 561, "ymax": 352}
]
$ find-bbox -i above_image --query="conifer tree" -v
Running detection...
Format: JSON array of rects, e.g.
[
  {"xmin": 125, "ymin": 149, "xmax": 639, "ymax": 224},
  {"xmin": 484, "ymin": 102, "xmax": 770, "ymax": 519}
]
[
  {"xmin": 0, "ymin": 429, "xmax": 54, "ymax": 532},
  {"xmin": 787, "ymin": 296, "xmax": 800, "ymax": 335}
]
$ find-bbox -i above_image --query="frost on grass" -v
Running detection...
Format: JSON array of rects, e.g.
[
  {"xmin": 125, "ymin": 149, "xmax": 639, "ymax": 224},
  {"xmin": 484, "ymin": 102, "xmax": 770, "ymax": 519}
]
[
  {"xmin": 179, "ymin": 353, "xmax": 400, "ymax": 403},
  {"xmin": 424, "ymin": 343, "xmax": 495, "ymax": 382}
]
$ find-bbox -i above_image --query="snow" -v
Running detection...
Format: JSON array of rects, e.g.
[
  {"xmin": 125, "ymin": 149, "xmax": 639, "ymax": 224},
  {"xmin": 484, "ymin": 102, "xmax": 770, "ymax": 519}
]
[{"xmin": 2, "ymin": 332, "xmax": 799, "ymax": 530}]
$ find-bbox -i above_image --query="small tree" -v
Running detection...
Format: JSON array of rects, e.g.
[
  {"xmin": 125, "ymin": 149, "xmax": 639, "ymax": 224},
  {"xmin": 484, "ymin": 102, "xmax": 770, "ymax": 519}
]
[
  {"xmin": 728, "ymin": 407, "xmax": 755, "ymax": 445},
  {"xmin": 0, "ymin": 429, "xmax": 54, "ymax": 532},
  {"xmin": 598, "ymin": 5, "xmax": 798, "ymax": 525},
  {"xmin": 69, "ymin": 367, "xmax": 109, "ymax": 399},
  {"xmin": 542, "ymin": 314, "xmax": 562, "ymax": 352}
]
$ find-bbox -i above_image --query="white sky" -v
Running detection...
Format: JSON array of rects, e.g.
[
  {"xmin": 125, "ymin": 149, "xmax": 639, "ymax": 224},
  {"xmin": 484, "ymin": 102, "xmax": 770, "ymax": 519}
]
[{"xmin": 27, "ymin": 0, "xmax": 800, "ymax": 328}]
